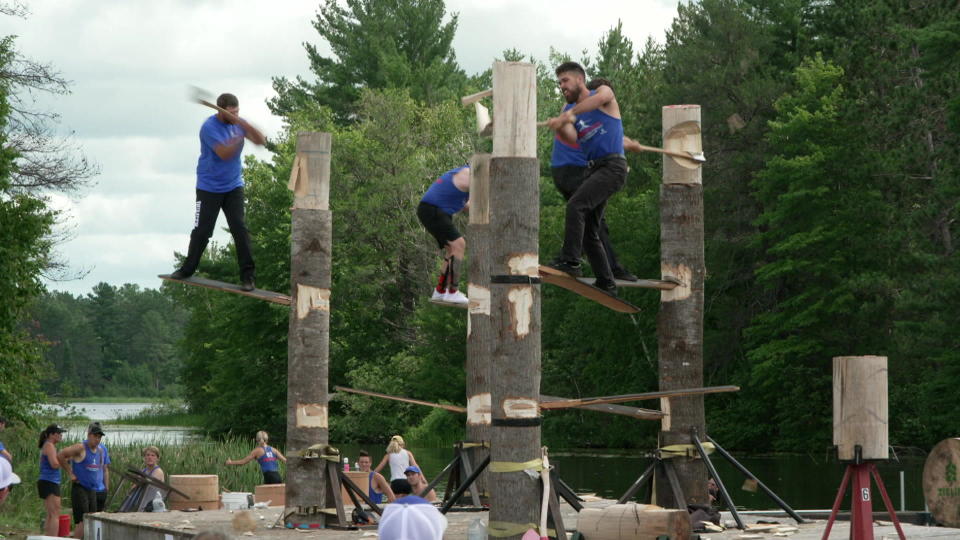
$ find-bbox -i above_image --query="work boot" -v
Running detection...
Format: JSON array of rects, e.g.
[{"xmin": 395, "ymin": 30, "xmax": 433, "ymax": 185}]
[
  {"xmin": 170, "ymin": 269, "xmax": 192, "ymax": 280},
  {"xmin": 612, "ymin": 267, "xmax": 638, "ymax": 282},
  {"xmin": 595, "ymin": 279, "xmax": 618, "ymax": 297},
  {"xmin": 241, "ymin": 278, "xmax": 255, "ymax": 292},
  {"xmin": 547, "ymin": 258, "xmax": 583, "ymax": 277}
]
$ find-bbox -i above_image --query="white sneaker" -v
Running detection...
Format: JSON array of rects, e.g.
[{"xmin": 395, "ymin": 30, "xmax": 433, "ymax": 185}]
[
  {"xmin": 431, "ymin": 289, "xmax": 446, "ymax": 301},
  {"xmin": 444, "ymin": 290, "xmax": 469, "ymax": 304}
]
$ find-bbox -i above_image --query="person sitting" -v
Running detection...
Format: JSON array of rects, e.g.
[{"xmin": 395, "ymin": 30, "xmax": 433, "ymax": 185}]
[
  {"xmin": 403, "ymin": 465, "xmax": 437, "ymax": 502},
  {"xmin": 139, "ymin": 446, "xmax": 166, "ymax": 511},
  {"xmin": 378, "ymin": 479, "xmax": 447, "ymax": 540},
  {"xmin": 357, "ymin": 450, "xmax": 395, "ymax": 504}
]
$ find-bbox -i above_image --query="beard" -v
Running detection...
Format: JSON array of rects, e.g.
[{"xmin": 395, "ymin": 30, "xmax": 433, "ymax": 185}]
[{"xmin": 564, "ymin": 86, "xmax": 582, "ymax": 104}]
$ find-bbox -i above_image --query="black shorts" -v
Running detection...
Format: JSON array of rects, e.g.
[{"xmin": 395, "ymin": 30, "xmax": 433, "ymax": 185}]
[
  {"xmin": 37, "ymin": 479, "xmax": 60, "ymax": 499},
  {"xmin": 263, "ymin": 470, "xmax": 282, "ymax": 485},
  {"xmin": 72, "ymin": 483, "xmax": 98, "ymax": 524},
  {"xmin": 97, "ymin": 489, "xmax": 107, "ymax": 511},
  {"xmin": 417, "ymin": 202, "xmax": 461, "ymax": 249}
]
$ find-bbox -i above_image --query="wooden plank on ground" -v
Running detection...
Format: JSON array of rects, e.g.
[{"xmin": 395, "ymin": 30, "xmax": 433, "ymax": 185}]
[
  {"xmin": 539, "ymin": 265, "xmax": 640, "ymax": 313},
  {"xmin": 158, "ymin": 274, "xmax": 291, "ymax": 305}
]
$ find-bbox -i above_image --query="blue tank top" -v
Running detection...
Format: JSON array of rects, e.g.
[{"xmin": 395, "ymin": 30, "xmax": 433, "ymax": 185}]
[
  {"xmin": 367, "ymin": 472, "xmax": 384, "ymax": 504},
  {"xmin": 73, "ymin": 444, "xmax": 107, "ymax": 491},
  {"xmin": 551, "ymin": 103, "xmax": 588, "ymax": 167},
  {"xmin": 258, "ymin": 446, "xmax": 279, "ymax": 472},
  {"xmin": 420, "ymin": 165, "xmax": 469, "ymax": 215},
  {"xmin": 39, "ymin": 448, "xmax": 60, "ymax": 484},
  {"xmin": 573, "ymin": 91, "xmax": 624, "ymax": 160}
]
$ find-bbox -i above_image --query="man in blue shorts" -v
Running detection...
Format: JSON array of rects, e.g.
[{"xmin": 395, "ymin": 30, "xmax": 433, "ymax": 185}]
[
  {"xmin": 417, "ymin": 165, "xmax": 470, "ymax": 304},
  {"xmin": 546, "ymin": 63, "xmax": 629, "ymax": 296},
  {"xmin": 171, "ymin": 93, "xmax": 265, "ymax": 291}
]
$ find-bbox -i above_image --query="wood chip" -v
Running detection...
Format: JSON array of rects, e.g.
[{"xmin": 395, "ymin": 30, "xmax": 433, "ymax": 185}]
[
  {"xmin": 703, "ymin": 522, "xmax": 724, "ymax": 532},
  {"xmin": 775, "ymin": 526, "xmax": 799, "ymax": 533},
  {"xmin": 746, "ymin": 524, "xmax": 779, "ymax": 532},
  {"xmin": 875, "ymin": 520, "xmax": 893, "ymax": 526},
  {"xmin": 738, "ymin": 535, "xmax": 765, "ymax": 539}
]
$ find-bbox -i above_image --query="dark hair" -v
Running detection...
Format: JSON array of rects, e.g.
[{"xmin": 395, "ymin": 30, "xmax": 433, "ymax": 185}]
[
  {"xmin": 38, "ymin": 425, "xmax": 60, "ymax": 448},
  {"xmin": 587, "ymin": 77, "xmax": 614, "ymax": 93},
  {"xmin": 358, "ymin": 450, "xmax": 370, "ymax": 459},
  {"xmin": 216, "ymin": 93, "xmax": 239, "ymax": 108},
  {"xmin": 390, "ymin": 478, "xmax": 412, "ymax": 496},
  {"xmin": 555, "ymin": 61, "xmax": 586, "ymax": 79}
]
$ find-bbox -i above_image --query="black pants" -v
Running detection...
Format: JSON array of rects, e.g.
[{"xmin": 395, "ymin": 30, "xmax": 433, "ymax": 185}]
[
  {"xmin": 178, "ymin": 187, "xmax": 255, "ymax": 281},
  {"xmin": 552, "ymin": 165, "xmax": 624, "ymax": 274},
  {"xmin": 263, "ymin": 470, "xmax": 282, "ymax": 485},
  {"xmin": 559, "ymin": 157, "xmax": 628, "ymax": 284}
]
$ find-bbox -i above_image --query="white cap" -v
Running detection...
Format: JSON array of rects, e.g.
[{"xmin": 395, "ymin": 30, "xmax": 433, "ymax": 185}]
[
  {"xmin": 0, "ymin": 458, "xmax": 21, "ymax": 490},
  {"xmin": 378, "ymin": 503, "xmax": 448, "ymax": 540}
]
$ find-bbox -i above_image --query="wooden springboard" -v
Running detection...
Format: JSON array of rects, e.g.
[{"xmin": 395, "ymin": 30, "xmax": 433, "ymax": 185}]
[
  {"xmin": 539, "ymin": 265, "xmax": 640, "ymax": 314},
  {"xmin": 158, "ymin": 274, "xmax": 291, "ymax": 305},
  {"xmin": 429, "ymin": 298, "xmax": 469, "ymax": 309},
  {"xmin": 579, "ymin": 276, "xmax": 681, "ymax": 290}
]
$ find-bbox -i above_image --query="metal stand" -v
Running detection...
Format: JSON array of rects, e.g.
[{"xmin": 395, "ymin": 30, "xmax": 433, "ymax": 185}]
[
  {"xmin": 821, "ymin": 447, "xmax": 906, "ymax": 540},
  {"xmin": 617, "ymin": 433, "xmax": 804, "ymax": 530},
  {"xmin": 423, "ymin": 441, "xmax": 488, "ymax": 510},
  {"xmin": 108, "ymin": 466, "xmax": 189, "ymax": 512}
]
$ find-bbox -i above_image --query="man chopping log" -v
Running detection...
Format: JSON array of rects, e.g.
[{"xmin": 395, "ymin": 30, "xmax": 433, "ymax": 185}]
[
  {"xmin": 170, "ymin": 92, "xmax": 265, "ymax": 291},
  {"xmin": 545, "ymin": 62, "xmax": 627, "ymax": 296},
  {"xmin": 417, "ymin": 165, "xmax": 470, "ymax": 304}
]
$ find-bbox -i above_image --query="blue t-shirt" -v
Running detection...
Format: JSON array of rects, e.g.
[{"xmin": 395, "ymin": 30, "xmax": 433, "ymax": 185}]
[
  {"xmin": 73, "ymin": 443, "xmax": 108, "ymax": 491},
  {"xmin": 573, "ymin": 91, "xmax": 625, "ymax": 160},
  {"xmin": 367, "ymin": 472, "xmax": 384, "ymax": 504},
  {"xmin": 98, "ymin": 444, "xmax": 111, "ymax": 491},
  {"xmin": 257, "ymin": 445, "xmax": 280, "ymax": 473},
  {"xmin": 393, "ymin": 495, "xmax": 431, "ymax": 505},
  {"xmin": 196, "ymin": 114, "xmax": 246, "ymax": 193},
  {"xmin": 420, "ymin": 166, "xmax": 469, "ymax": 215},
  {"xmin": 551, "ymin": 103, "xmax": 588, "ymax": 168}
]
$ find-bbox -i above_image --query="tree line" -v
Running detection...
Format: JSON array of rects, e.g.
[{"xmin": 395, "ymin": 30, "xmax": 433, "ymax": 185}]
[{"xmin": 5, "ymin": 0, "xmax": 958, "ymax": 453}]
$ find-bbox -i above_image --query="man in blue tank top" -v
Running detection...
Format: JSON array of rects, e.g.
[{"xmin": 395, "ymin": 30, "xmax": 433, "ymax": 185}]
[
  {"xmin": 545, "ymin": 62, "xmax": 629, "ymax": 295},
  {"xmin": 417, "ymin": 165, "xmax": 471, "ymax": 304},
  {"xmin": 170, "ymin": 93, "xmax": 266, "ymax": 291},
  {"xmin": 58, "ymin": 422, "xmax": 109, "ymax": 538},
  {"xmin": 550, "ymin": 77, "xmax": 639, "ymax": 283}
]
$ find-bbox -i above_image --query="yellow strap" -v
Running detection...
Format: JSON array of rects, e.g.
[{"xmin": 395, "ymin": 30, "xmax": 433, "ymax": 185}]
[
  {"xmin": 461, "ymin": 442, "xmax": 489, "ymax": 449},
  {"xmin": 660, "ymin": 442, "xmax": 715, "ymax": 459},
  {"xmin": 488, "ymin": 521, "xmax": 555, "ymax": 538},
  {"xmin": 488, "ymin": 458, "xmax": 543, "ymax": 473}
]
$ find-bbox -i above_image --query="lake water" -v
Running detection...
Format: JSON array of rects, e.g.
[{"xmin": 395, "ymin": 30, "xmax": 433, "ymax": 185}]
[{"xmin": 53, "ymin": 402, "xmax": 929, "ymax": 511}]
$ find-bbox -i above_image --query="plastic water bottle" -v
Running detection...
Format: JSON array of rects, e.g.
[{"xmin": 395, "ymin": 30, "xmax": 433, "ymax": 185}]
[
  {"xmin": 152, "ymin": 492, "xmax": 167, "ymax": 512},
  {"xmin": 343, "ymin": 457, "xmax": 350, "ymax": 472},
  {"xmin": 468, "ymin": 517, "xmax": 485, "ymax": 540}
]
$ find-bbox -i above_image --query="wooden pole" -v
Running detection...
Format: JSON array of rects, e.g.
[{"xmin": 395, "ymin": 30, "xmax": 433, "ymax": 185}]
[
  {"xmin": 656, "ymin": 105, "xmax": 708, "ymax": 507},
  {"xmin": 487, "ymin": 61, "xmax": 540, "ymax": 540},
  {"xmin": 833, "ymin": 356, "xmax": 888, "ymax": 461},
  {"xmin": 285, "ymin": 132, "xmax": 333, "ymax": 527},
  {"xmin": 466, "ymin": 153, "xmax": 492, "ymax": 501}
]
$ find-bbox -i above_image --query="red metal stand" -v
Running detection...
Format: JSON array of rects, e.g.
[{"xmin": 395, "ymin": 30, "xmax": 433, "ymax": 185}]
[{"xmin": 821, "ymin": 463, "xmax": 907, "ymax": 540}]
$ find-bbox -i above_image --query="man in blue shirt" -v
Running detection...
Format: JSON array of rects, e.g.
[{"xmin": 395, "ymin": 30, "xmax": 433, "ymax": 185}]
[
  {"xmin": 171, "ymin": 93, "xmax": 266, "ymax": 291},
  {"xmin": 546, "ymin": 62, "xmax": 628, "ymax": 295}
]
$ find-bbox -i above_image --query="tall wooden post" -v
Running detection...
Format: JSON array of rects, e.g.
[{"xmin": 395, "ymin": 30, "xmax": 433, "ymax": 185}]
[
  {"xmin": 466, "ymin": 153, "xmax": 492, "ymax": 499},
  {"xmin": 487, "ymin": 61, "xmax": 541, "ymax": 540},
  {"xmin": 656, "ymin": 105, "xmax": 708, "ymax": 506},
  {"xmin": 285, "ymin": 132, "xmax": 333, "ymax": 526}
]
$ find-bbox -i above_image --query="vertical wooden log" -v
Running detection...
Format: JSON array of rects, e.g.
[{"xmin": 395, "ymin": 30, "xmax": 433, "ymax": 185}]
[
  {"xmin": 487, "ymin": 61, "xmax": 540, "ymax": 540},
  {"xmin": 285, "ymin": 132, "xmax": 332, "ymax": 526},
  {"xmin": 466, "ymin": 153, "xmax": 492, "ymax": 500},
  {"xmin": 656, "ymin": 105, "xmax": 708, "ymax": 507},
  {"xmin": 833, "ymin": 356, "xmax": 888, "ymax": 461}
]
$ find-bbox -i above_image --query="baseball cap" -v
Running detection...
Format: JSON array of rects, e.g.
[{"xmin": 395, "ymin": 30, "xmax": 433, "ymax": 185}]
[
  {"xmin": 0, "ymin": 458, "xmax": 21, "ymax": 490},
  {"xmin": 45, "ymin": 424, "xmax": 66, "ymax": 434},
  {"xmin": 404, "ymin": 465, "xmax": 421, "ymax": 475},
  {"xmin": 378, "ymin": 502, "xmax": 447, "ymax": 540},
  {"xmin": 88, "ymin": 422, "xmax": 106, "ymax": 436}
]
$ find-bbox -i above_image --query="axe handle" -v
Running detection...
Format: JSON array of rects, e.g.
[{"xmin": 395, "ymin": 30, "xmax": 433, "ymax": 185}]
[{"xmin": 634, "ymin": 143, "xmax": 702, "ymax": 162}]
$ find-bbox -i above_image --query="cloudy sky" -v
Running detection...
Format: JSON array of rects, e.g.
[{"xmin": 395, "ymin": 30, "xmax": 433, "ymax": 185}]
[{"xmin": 6, "ymin": 0, "xmax": 678, "ymax": 295}]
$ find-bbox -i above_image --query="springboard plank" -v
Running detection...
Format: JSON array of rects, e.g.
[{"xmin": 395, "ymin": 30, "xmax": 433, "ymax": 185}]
[
  {"xmin": 158, "ymin": 274, "xmax": 290, "ymax": 306},
  {"xmin": 539, "ymin": 266, "xmax": 640, "ymax": 314}
]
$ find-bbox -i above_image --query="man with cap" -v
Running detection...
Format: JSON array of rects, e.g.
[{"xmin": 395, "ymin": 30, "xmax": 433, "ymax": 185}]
[
  {"xmin": 0, "ymin": 456, "xmax": 20, "ymax": 504},
  {"xmin": 403, "ymin": 465, "xmax": 437, "ymax": 502},
  {"xmin": 59, "ymin": 422, "xmax": 110, "ymax": 539},
  {"xmin": 378, "ymin": 479, "xmax": 447, "ymax": 540}
]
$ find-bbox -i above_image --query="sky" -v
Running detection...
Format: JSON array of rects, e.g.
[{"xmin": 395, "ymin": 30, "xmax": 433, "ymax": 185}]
[{"xmin": 5, "ymin": 0, "xmax": 678, "ymax": 295}]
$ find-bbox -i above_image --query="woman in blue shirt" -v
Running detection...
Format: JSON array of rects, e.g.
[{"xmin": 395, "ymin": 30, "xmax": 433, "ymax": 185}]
[
  {"xmin": 37, "ymin": 424, "xmax": 65, "ymax": 536},
  {"xmin": 226, "ymin": 430, "xmax": 287, "ymax": 485}
]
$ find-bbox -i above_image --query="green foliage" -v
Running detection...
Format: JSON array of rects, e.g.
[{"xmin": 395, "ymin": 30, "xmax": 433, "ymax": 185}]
[{"xmin": 270, "ymin": 0, "xmax": 467, "ymax": 122}]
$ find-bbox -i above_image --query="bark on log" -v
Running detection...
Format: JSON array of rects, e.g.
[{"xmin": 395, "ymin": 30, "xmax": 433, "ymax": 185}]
[
  {"xmin": 285, "ymin": 132, "xmax": 333, "ymax": 526},
  {"xmin": 656, "ymin": 105, "xmax": 708, "ymax": 507},
  {"xmin": 487, "ymin": 155, "xmax": 541, "ymax": 539},
  {"xmin": 466, "ymin": 153, "xmax": 492, "ymax": 500}
]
